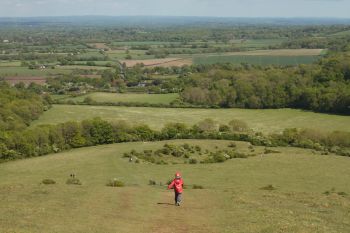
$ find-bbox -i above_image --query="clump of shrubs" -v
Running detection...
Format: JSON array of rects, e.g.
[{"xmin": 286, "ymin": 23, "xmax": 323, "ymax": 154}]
[
  {"xmin": 228, "ymin": 119, "xmax": 249, "ymax": 132},
  {"xmin": 66, "ymin": 174, "xmax": 82, "ymax": 185},
  {"xmin": 189, "ymin": 158, "xmax": 198, "ymax": 164},
  {"xmin": 260, "ymin": 185, "xmax": 276, "ymax": 191},
  {"xmin": 149, "ymin": 180, "xmax": 157, "ymax": 185},
  {"xmin": 106, "ymin": 178, "xmax": 125, "ymax": 187},
  {"xmin": 337, "ymin": 192, "xmax": 348, "ymax": 197},
  {"xmin": 125, "ymin": 143, "xmax": 257, "ymax": 165},
  {"xmin": 42, "ymin": 179, "xmax": 56, "ymax": 185},
  {"xmin": 125, "ymin": 143, "xmax": 204, "ymax": 164},
  {"xmin": 228, "ymin": 142, "xmax": 237, "ymax": 148},
  {"xmin": 264, "ymin": 148, "xmax": 281, "ymax": 154},
  {"xmin": 202, "ymin": 150, "xmax": 252, "ymax": 163},
  {"xmin": 192, "ymin": 184, "xmax": 204, "ymax": 189},
  {"xmin": 323, "ymin": 188, "xmax": 347, "ymax": 197},
  {"xmin": 66, "ymin": 178, "xmax": 82, "ymax": 185}
]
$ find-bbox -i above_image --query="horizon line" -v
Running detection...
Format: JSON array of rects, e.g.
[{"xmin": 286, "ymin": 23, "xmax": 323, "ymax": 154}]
[{"xmin": 1, "ymin": 15, "xmax": 350, "ymax": 20}]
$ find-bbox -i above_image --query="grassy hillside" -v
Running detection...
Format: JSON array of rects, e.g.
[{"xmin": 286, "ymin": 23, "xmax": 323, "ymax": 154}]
[
  {"xmin": 1, "ymin": 140, "xmax": 349, "ymax": 233},
  {"xmin": 32, "ymin": 105, "xmax": 350, "ymax": 133}
]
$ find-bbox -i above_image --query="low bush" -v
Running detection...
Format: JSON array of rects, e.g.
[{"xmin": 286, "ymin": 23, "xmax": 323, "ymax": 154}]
[
  {"xmin": 229, "ymin": 119, "xmax": 249, "ymax": 132},
  {"xmin": 337, "ymin": 192, "xmax": 347, "ymax": 197},
  {"xmin": 149, "ymin": 180, "xmax": 157, "ymax": 185},
  {"xmin": 260, "ymin": 185, "xmax": 276, "ymax": 191},
  {"xmin": 189, "ymin": 158, "xmax": 198, "ymax": 164},
  {"xmin": 66, "ymin": 178, "xmax": 82, "ymax": 185},
  {"xmin": 228, "ymin": 142, "xmax": 237, "ymax": 148},
  {"xmin": 323, "ymin": 188, "xmax": 347, "ymax": 197},
  {"xmin": 195, "ymin": 145, "xmax": 202, "ymax": 152},
  {"xmin": 264, "ymin": 148, "xmax": 281, "ymax": 154},
  {"xmin": 106, "ymin": 179, "xmax": 124, "ymax": 187},
  {"xmin": 42, "ymin": 179, "xmax": 56, "ymax": 185},
  {"xmin": 192, "ymin": 184, "xmax": 204, "ymax": 189}
]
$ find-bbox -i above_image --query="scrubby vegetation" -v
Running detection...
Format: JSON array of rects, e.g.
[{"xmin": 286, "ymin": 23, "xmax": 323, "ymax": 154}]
[
  {"xmin": 66, "ymin": 178, "xmax": 82, "ymax": 185},
  {"xmin": 0, "ymin": 82, "xmax": 51, "ymax": 131},
  {"xmin": 106, "ymin": 179, "xmax": 125, "ymax": 187},
  {"xmin": 123, "ymin": 143, "xmax": 254, "ymax": 164},
  {"xmin": 42, "ymin": 179, "xmax": 56, "ymax": 185},
  {"xmin": 260, "ymin": 185, "xmax": 277, "ymax": 191}
]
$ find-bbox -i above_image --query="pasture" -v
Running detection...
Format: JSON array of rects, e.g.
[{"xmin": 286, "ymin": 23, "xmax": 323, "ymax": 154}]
[
  {"xmin": 0, "ymin": 67, "xmax": 72, "ymax": 76},
  {"xmin": 0, "ymin": 61, "xmax": 21, "ymax": 67},
  {"xmin": 193, "ymin": 55, "xmax": 321, "ymax": 66},
  {"xmin": 1, "ymin": 140, "xmax": 349, "ymax": 233},
  {"xmin": 224, "ymin": 49, "xmax": 324, "ymax": 56},
  {"xmin": 4, "ymin": 76, "xmax": 46, "ymax": 86},
  {"xmin": 32, "ymin": 105, "xmax": 350, "ymax": 133},
  {"xmin": 64, "ymin": 93, "xmax": 179, "ymax": 104}
]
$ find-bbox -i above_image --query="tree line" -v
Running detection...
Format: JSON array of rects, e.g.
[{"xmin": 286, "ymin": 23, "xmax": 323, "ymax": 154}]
[
  {"xmin": 180, "ymin": 51, "xmax": 350, "ymax": 114},
  {"xmin": 0, "ymin": 82, "xmax": 51, "ymax": 131},
  {"xmin": 1, "ymin": 117, "xmax": 349, "ymax": 162}
]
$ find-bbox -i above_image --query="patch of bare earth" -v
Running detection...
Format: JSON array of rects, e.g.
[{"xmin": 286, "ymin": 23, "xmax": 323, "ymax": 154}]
[
  {"xmin": 88, "ymin": 43, "xmax": 110, "ymax": 50},
  {"xmin": 4, "ymin": 76, "xmax": 46, "ymax": 86},
  {"xmin": 149, "ymin": 191, "xmax": 214, "ymax": 233},
  {"xmin": 120, "ymin": 58, "xmax": 192, "ymax": 68}
]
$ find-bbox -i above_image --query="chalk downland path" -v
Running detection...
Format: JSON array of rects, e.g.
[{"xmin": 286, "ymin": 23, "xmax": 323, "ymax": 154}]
[{"xmin": 149, "ymin": 190, "xmax": 214, "ymax": 233}]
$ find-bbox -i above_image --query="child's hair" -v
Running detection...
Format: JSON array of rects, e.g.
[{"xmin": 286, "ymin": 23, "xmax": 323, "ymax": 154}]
[{"xmin": 175, "ymin": 172, "xmax": 181, "ymax": 179}]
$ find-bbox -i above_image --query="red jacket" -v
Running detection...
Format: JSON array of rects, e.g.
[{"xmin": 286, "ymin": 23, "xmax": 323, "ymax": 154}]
[{"xmin": 168, "ymin": 178, "xmax": 184, "ymax": 193}]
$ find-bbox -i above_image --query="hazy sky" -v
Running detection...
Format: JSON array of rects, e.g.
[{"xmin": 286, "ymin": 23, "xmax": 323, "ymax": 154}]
[{"xmin": 0, "ymin": 0, "xmax": 349, "ymax": 18}]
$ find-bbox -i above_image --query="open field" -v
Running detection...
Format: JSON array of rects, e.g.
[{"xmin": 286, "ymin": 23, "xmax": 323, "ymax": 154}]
[
  {"xmin": 107, "ymin": 49, "xmax": 153, "ymax": 60},
  {"xmin": 63, "ymin": 92, "xmax": 179, "ymax": 104},
  {"xmin": 193, "ymin": 55, "xmax": 321, "ymax": 66},
  {"xmin": 0, "ymin": 61, "xmax": 21, "ymax": 67},
  {"xmin": 58, "ymin": 65, "xmax": 112, "ymax": 70},
  {"xmin": 115, "ymin": 49, "xmax": 323, "ymax": 67},
  {"xmin": 1, "ymin": 139, "xmax": 349, "ymax": 233},
  {"xmin": 111, "ymin": 41, "xmax": 182, "ymax": 46},
  {"xmin": 87, "ymin": 43, "xmax": 111, "ymax": 50},
  {"xmin": 4, "ymin": 76, "xmax": 46, "ymax": 86},
  {"xmin": 224, "ymin": 49, "xmax": 324, "ymax": 56},
  {"xmin": 231, "ymin": 39, "xmax": 286, "ymax": 49},
  {"xmin": 32, "ymin": 105, "xmax": 350, "ymax": 133},
  {"xmin": 0, "ymin": 67, "xmax": 72, "ymax": 76},
  {"xmin": 120, "ymin": 58, "xmax": 192, "ymax": 67}
]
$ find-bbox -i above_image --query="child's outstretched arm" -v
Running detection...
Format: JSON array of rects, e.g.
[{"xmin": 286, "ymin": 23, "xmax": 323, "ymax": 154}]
[{"xmin": 168, "ymin": 180, "xmax": 175, "ymax": 189}]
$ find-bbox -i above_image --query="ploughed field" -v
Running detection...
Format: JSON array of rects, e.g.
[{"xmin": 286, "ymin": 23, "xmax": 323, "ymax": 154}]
[{"xmin": 1, "ymin": 140, "xmax": 349, "ymax": 233}]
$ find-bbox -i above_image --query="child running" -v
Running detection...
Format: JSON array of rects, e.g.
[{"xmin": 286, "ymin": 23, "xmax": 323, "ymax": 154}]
[{"xmin": 167, "ymin": 172, "xmax": 184, "ymax": 206}]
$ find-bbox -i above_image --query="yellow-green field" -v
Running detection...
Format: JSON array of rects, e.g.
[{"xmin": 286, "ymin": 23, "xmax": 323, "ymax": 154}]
[
  {"xmin": 1, "ymin": 140, "xmax": 349, "ymax": 233},
  {"xmin": 64, "ymin": 93, "xmax": 179, "ymax": 104},
  {"xmin": 33, "ymin": 105, "xmax": 350, "ymax": 133}
]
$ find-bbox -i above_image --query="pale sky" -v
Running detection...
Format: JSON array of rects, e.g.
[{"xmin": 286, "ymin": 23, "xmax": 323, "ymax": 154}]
[{"xmin": 0, "ymin": 0, "xmax": 349, "ymax": 18}]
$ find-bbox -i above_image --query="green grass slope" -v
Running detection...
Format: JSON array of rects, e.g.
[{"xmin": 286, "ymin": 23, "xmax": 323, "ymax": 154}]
[
  {"xmin": 63, "ymin": 93, "xmax": 179, "ymax": 105},
  {"xmin": 1, "ymin": 140, "xmax": 349, "ymax": 233},
  {"xmin": 32, "ymin": 105, "xmax": 350, "ymax": 133}
]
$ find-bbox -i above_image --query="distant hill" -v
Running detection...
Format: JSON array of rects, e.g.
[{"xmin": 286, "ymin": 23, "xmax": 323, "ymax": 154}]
[{"xmin": 0, "ymin": 16, "xmax": 350, "ymax": 27}]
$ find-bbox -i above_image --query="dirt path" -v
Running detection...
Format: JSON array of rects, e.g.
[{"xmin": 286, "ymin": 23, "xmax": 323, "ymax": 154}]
[{"xmin": 148, "ymin": 190, "xmax": 214, "ymax": 233}]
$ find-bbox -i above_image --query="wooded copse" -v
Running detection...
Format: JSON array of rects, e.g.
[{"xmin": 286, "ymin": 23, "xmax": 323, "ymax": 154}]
[{"xmin": 180, "ymin": 51, "xmax": 350, "ymax": 114}]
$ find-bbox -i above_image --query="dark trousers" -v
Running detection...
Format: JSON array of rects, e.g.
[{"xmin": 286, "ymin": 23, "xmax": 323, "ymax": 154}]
[{"xmin": 175, "ymin": 192, "xmax": 182, "ymax": 204}]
